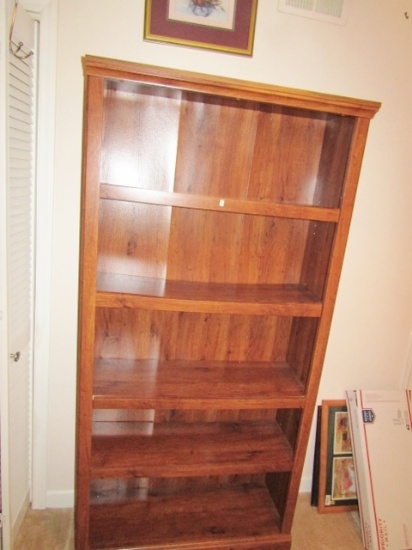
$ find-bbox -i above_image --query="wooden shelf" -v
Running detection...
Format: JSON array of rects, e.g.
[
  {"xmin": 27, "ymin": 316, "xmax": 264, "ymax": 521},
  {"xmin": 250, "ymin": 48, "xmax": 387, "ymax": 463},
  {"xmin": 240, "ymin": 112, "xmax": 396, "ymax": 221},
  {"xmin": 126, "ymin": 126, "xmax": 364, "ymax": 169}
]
[
  {"xmin": 93, "ymin": 359, "xmax": 306, "ymax": 409},
  {"xmin": 91, "ymin": 420, "xmax": 294, "ymax": 478},
  {"xmin": 86, "ymin": 55, "xmax": 381, "ymax": 118},
  {"xmin": 96, "ymin": 273, "xmax": 323, "ymax": 317},
  {"xmin": 100, "ymin": 183, "xmax": 341, "ymax": 223},
  {"xmin": 89, "ymin": 482, "xmax": 291, "ymax": 550}
]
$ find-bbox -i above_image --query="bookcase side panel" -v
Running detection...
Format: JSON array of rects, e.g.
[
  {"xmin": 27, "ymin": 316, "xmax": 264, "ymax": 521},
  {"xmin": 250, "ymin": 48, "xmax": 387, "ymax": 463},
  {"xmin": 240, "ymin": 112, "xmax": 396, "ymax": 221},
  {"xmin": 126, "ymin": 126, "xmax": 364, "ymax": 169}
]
[{"xmin": 76, "ymin": 74, "xmax": 105, "ymax": 550}]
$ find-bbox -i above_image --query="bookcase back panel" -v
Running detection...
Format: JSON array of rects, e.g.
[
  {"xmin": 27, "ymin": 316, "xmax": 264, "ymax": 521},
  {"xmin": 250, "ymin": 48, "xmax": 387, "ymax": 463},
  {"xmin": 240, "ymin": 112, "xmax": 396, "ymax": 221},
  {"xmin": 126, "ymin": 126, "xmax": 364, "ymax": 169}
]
[
  {"xmin": 101, "ymin": 83, "xmax": 181, "ymax": 191},
  {"xmin": 98, "ymin": 200, "xmax": 173, "ymax": 280},
  {"xmin": 100, "ymin": 80, "xmax": 354, "ymax": 208},
  {"xmin": 173, "ymin": 94, "xmax": 258, "ymax": 199},
  {"xmin": 98, "ymin": 200, "xmax": 320, "ymax": 285},
  {"xmin": 167, "ymin": 210, "xmax": 310, "ymax": 284},
  {"xmin": 246, "ymin": 107, "xmax": 326, "ymax": 206},
  {"xmin": 94, "ymin": 309, "xmax": 294, "ymax": 362},
  {"xmin": 90, "ymin": 474, "xmax": 269, "ymax": 503}
]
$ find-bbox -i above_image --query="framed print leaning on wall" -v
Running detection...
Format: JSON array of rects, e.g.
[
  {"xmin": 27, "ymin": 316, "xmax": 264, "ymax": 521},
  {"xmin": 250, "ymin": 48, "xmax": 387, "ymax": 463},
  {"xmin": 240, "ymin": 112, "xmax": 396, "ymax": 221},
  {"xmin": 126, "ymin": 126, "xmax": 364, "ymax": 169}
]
[
  {"xmin": 144, "ymin": 0, "xmax": 258, "ymax": 56},
  {"xmin": 318, "ymin": 400, "xmax": 358, "ymax": 513}
]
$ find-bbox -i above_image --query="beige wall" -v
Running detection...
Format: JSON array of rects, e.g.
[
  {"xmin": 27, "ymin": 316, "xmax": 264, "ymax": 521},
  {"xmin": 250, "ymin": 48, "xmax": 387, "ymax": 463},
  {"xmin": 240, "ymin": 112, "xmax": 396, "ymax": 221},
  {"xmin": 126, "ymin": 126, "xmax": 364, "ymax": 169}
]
[{"xmin": 47, "ymin": 0, "xmax": 412, "ymax": 503}]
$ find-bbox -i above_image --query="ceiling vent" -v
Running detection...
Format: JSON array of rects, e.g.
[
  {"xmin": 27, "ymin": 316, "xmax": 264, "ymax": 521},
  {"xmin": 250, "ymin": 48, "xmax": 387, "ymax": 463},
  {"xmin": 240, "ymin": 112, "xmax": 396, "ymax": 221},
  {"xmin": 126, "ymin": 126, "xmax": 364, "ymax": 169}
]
[{"xmin": 278, "ymin": 0, "xmax": 349, "ymax": 25}]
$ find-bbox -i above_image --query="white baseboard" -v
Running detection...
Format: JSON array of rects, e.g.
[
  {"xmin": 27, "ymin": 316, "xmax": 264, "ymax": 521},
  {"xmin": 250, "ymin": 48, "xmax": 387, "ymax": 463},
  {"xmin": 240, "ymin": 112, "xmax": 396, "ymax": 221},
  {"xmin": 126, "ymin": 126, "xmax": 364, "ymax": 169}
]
[
  {"xmin": 299, "ymin": 475, "xmax": 313, "ymax": 493},
  {"xmin": 45, "ymin": 490, "xmax": 74, "ymax": 509}
]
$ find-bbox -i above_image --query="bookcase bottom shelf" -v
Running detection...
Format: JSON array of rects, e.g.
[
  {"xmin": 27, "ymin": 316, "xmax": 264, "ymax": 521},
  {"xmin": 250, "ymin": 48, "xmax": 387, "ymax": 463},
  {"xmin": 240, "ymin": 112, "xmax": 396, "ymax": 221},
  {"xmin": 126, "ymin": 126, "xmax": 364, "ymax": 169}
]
[{"xmin": 89, "ymin": 481, "xmax": 292, "ymax": 550}]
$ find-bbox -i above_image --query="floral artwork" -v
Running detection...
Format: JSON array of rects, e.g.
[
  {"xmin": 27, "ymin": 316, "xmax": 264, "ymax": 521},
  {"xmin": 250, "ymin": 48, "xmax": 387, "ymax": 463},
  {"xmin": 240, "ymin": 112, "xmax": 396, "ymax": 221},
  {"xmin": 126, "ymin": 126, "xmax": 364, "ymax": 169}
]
[
  {"xmin": 187, "ymin": 0, "xmax": 225, "ymax": 18},
  {"xmin": 168, "ymin": 0, "xmax": 236, "ymax": 30}
]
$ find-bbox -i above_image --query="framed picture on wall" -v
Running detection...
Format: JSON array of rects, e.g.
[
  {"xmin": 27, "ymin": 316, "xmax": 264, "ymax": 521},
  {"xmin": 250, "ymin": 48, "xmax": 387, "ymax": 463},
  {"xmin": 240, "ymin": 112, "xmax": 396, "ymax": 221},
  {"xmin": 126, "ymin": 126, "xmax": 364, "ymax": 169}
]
[
  {"xmin": 318, "ymin": 400, "xmax": 358, "ymax": 513},
  {"xmin": 144, "ymin": 0, "xmax": 258, "ymax": 56}
]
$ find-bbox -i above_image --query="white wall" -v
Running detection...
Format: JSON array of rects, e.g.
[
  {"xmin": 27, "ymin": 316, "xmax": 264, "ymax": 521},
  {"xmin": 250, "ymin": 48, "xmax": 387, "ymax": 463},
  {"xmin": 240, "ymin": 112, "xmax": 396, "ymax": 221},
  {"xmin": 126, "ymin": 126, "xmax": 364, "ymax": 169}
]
[{"xmin": 45, "ymin": 0, "xmax": 412, "ymax": 504}]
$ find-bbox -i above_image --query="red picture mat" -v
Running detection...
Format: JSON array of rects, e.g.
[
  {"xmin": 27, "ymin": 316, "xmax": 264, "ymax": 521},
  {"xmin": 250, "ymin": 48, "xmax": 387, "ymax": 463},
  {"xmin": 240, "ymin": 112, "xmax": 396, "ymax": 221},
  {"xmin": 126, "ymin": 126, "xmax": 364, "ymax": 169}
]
[{"xmin": 144, "ymin": 0, "xmax": 258, "ymax": 55}]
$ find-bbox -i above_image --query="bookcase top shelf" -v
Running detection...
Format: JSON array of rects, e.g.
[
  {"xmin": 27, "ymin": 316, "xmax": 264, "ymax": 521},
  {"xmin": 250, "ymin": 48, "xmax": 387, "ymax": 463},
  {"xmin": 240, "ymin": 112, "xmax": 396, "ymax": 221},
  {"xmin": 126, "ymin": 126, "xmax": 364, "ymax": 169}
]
[{"xmin": 83, "ymin": 55, "xmax": 381, "ymax": 119}]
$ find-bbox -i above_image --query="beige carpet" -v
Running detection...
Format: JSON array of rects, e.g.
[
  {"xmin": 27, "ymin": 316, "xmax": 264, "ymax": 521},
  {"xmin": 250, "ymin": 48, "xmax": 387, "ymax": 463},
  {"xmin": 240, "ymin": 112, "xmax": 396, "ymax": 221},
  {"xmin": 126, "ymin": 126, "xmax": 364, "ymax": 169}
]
[
  {"xmin": 291, "ymin": 493, "xmax": 363, "ymax": 549},
  {"xmin": 14, "ymin": 508, "xmax": 73, "ymax": 550}
]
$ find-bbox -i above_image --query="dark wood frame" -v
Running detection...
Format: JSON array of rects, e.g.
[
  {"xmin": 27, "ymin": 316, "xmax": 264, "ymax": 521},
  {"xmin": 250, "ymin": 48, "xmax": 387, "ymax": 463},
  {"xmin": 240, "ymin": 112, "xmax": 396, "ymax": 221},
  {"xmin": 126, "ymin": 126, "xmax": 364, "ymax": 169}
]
[
  {"xmin": 310, "ymin": 405, "xmax": 322, "ymax": 506},
  {"xmin": 144, "ymin": 0, "xmax": 258, "ymax": 55},
  {"xmin": 318, "ymin": 400, "xmax": 358, "ymax": 513}
]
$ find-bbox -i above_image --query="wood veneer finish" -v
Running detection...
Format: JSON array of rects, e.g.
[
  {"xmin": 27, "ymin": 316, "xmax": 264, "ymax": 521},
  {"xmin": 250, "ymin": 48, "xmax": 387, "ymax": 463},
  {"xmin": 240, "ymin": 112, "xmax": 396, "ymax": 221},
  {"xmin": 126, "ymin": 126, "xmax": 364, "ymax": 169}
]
[
  {"xmin": 95, "ymin": 273, "xmax": 322, "ymax": 316},
  {"xmin": 75, "ymin": 56, "xmax": 380, "ymax": 549},
  {"xmin": 91, "ymin": 420, "xmax": 294, "ymax": 478},
  {"xmin": 89, "ymin": 482, "xmax": 290, "ymax": 550},
  {"xmin": 92, "ymin": 359, "xmax": 305, "ymax": 410}
]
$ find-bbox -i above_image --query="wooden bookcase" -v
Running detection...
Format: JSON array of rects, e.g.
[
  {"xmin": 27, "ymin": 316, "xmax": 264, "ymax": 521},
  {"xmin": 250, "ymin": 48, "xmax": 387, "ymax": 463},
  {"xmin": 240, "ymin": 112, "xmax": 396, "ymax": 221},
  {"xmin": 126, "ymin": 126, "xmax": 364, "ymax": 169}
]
[{"xmin": 75, "ymin": 55, "xmax": 380, "ymax": 549}]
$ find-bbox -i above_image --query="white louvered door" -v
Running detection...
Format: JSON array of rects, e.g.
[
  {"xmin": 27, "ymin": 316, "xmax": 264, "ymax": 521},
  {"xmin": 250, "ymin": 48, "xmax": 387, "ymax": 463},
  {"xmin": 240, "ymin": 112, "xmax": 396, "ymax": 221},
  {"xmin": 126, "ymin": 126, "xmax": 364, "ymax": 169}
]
[{"xmin": 0, "ymin": 1, "xmax": 36, "ymax": 548}]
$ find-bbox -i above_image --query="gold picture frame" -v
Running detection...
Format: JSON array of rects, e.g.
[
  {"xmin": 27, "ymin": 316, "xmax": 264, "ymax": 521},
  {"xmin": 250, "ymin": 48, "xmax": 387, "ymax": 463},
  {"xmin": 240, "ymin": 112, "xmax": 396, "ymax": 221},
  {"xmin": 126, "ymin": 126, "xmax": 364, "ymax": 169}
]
[{"xmin": 144, "ymin": 0, "xmax": 258, "ymax": 56}]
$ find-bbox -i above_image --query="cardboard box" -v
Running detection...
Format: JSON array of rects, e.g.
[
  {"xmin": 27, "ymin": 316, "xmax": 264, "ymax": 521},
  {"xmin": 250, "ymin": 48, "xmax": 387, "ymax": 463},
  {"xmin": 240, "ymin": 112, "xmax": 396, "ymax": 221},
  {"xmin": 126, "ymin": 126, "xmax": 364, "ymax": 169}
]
[{"xmin": 346, "ymin": 390, "xmax": 412, "ymax": 550}]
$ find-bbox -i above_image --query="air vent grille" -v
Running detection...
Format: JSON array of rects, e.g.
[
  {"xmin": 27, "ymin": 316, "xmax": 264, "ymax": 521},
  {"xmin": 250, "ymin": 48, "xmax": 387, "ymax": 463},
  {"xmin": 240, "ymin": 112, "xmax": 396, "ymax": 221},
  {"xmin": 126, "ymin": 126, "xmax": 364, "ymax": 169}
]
[{"xmin": 278, "ymin": 0, "xmax": 349, "ymax": 24}]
